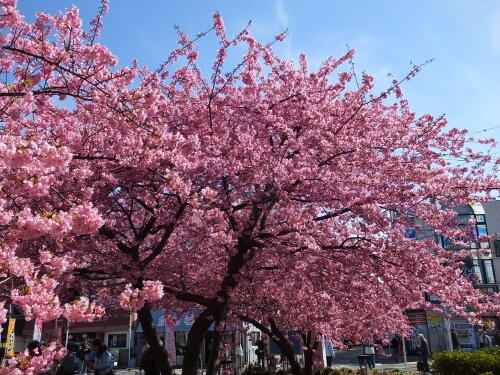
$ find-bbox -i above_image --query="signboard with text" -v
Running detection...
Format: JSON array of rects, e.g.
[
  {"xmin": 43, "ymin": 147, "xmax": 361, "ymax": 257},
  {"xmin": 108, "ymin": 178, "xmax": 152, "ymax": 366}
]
[{"xmin": 5, "ymin": 318, "xmax": 16, "ymax": 356}]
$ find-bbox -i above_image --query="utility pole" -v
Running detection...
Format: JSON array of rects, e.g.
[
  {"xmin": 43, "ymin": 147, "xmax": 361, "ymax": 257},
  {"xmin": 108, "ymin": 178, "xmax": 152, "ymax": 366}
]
[
  {"xmin": 402, "ymin": 336, "xmax": 407, "ymax": 369},
  {"xmin": 65, "ymin": 320, "xmax": 70, "ymax": 348},
  {"xmin": 443, "ymin": 314, "xmax": 453, "ymax": 352},
  {"xmin": 128, "ymin": 311, "xmax": 133, "ymax": 368}
]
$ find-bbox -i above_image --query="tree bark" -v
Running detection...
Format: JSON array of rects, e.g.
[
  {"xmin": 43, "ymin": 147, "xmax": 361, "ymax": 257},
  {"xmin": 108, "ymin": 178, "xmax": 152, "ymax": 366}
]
[
  {"xmin": 301, "ymin": 331, "xmax": 321, "ymax": 375},
  {"xmin": 206, "ymin": 323, "xmax": 223, "ymax": 375},
  {"xmin": 302, "ymin": 332, "xmax": 313, "ymax": 375},
  {"xmin": 137, "ymin": 302, "xmax": 172, "ymax": 375},
  {"xmin": 268, "ymin": 319, "xmax": 302, "ymax": 375},
  {"xmin": 182, "ymin": 306, "xmax": 222, "ymax": 375},
  {"xmin": 240, "ymin": 316, "xmax": 301, "ymax": 375}
]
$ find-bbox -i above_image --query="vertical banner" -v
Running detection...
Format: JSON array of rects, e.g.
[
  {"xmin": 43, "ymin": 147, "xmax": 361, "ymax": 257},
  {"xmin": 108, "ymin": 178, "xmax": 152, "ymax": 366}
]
[
  {"xmin": 33, "ymin": 318, "xmax": 42, "ymax": 342},
  {"xmin": 5, "ymin": 318, "xmax": 16, "ymax": 357},
  {"xmin": 164, "ymin": 312, "xmax": 176, "ymax": 366}
]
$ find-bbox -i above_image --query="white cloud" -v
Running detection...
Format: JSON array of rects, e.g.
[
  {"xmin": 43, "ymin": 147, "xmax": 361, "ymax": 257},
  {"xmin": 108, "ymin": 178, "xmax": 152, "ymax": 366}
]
[
  {"xmin": 274, "ymin": 0, "xmax": 289, "ymax": 28},
  {"xmin": 491, "ymin": 6, "xmax": 500, "ymax": 53},
  {"xmin": 274, "ymin": 0, "xmax": 292, "ymax": 59}
]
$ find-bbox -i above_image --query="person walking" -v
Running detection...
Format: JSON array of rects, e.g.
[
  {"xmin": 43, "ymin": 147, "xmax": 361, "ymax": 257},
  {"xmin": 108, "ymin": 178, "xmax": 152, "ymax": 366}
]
[
  {"xmin": 451, "ymin": 329, "xmax": 460, "ymax": 351},
  {"xmin": 480, "ymin": 331, "xmax": 493, "ymax": 348},
  {"xmin": 417, "ymin": 334, "xmax": 431, "ymax": 373},
  {"xmin": 92, "ymin": 341, "xmax": 114, "ymax": 375},
  {"xmin": 77, "ymin": 339, "xmax": 91, "ymax": 375},
  {"xmin": 255, "ymin": 336, "xmax": 267, "ymax": 368},
  {"xmin": 363, "ymin": 343, "xmax": 376, "ymax": 370},
  {"xmin": 324, "ymin": 338, "xmax": 335, "ymax": 367}
]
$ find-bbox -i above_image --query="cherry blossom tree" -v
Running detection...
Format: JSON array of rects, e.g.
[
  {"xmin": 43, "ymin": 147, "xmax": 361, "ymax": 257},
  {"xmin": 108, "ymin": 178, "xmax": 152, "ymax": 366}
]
[{"xmin": 0, "ymin": 1, "xmax": 499, "ymax": 375}]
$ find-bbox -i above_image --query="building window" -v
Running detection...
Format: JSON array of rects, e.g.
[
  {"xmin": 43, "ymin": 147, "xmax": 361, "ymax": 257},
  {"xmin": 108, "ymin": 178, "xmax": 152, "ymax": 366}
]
[
  {"xmin": 480, "ymin": 241, "xmax": 490, "ymax": 249},
  {"xmin": 476, "ymin": 225, "xmax": 488, "ymax": 237},
  {"xmin": 456, "ymin": 214, "xmax": 473, "ymax": 225},
  {"xmin": 483, "ymin": 260, "xmax": 496, "ymax": 284},
  {"xmin": 473, "ymin": 259, "xmax": 496, "ymax": 285},
  {"xmin": 494, "ymin": 240, "xmax": 500, "ymax": 257},
  {"xmin": 442, "ymin": 213, "xmax": 490, "ymax": 250},
  {"xmin": 108, "ymin": 333, "xmax": 127, "ymax": 348},
  {"xmin": 473, "ymin": 260, "xmax": 483, "ymax": 284}
]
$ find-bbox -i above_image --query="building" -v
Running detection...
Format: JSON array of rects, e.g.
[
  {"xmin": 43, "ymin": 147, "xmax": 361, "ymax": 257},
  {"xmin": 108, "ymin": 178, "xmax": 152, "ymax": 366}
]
[
  {"xmin": 18, "ymin": 315, "xmax": 134, "ymax": 367},
  {"xmin": 484, "ymin": 200, "xmax": 500, "ymax": 289},
  {"xmin": 412, "ymin": 201, "xmax": 500, "ymax": 352}
]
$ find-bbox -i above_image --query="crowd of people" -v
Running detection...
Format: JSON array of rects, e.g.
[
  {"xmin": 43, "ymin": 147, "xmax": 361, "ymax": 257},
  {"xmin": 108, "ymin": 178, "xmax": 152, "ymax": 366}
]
[{"xmin": 20, "ymin": 338, "xmax": 114, "ymax": 375}]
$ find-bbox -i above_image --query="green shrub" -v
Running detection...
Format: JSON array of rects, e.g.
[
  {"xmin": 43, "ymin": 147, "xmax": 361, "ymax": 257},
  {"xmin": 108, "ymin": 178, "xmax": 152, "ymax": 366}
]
[{"xmin": 431, "ymin": 349, "xmax": 500, "ymax": 375}]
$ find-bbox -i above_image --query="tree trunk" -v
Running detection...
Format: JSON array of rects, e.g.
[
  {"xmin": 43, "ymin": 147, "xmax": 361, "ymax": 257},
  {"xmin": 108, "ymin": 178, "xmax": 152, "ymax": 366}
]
[
  {"xmin": 206, "ymin": 323, "xmax": 223, "ymax": 375},
  {"xmin": 181, "ymin": 233, "xmax": 255, "ymax": 375},
  {"xmin": 182, "ymin": 307, "xmax": 221, "ymax": 375},
  {"xmin": 137, "ymin": 302, "xmax": 172, "ymax": 375},
  {"xmin": 302, "ymin": 332, "xmax": 313, "ymax": 375},
  {"xmin": 268, "ymin": 320, "xmax": 302, "ymax": 375},
  {"xmin": 240, "ymin": 316, "xmax": 301, "ymax": 375},
  {"xmin": 302, "ymin": 331, "xmax": 321, "ymax": 375}
]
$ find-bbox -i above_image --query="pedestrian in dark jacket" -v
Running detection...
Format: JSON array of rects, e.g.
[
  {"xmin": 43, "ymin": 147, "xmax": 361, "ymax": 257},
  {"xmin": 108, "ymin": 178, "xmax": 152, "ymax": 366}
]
[
  {"xmin": 451, "ymin": 329, "xmax": 460, "ymax": 351},
  {"xmin": 77, "ymin": 339, "xmax": 91, "ymax": 375},
  {"xmin": 255, "ymin": 337, "xmax": 267, "ymax": 368},
  {"xmin": 417, "ymin": 334, "xmax": 430, "ymax": 372}
]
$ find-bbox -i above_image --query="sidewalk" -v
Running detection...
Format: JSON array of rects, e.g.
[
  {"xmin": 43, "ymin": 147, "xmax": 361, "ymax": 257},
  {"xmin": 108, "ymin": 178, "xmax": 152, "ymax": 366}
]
[
  {"xmin": 332, "ymin": 362, "xmax": 418, "ymax": 371},
  {"xmin": 115, "ymin": 362, "xmax": 418, "ymax": 374},
  {"xmin": 115, "ymin": 369, "xmax": 139, "ymax": 375},
  {"xmin": 332, "ymin": 345, "xmax": 418, "ymax": 370}
]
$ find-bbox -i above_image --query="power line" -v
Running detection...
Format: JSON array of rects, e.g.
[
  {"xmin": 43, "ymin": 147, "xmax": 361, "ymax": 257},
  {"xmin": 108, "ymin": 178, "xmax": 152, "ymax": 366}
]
[{"xmin": 469, "ymin": 125, "xmax": 500, "ymax": 135}]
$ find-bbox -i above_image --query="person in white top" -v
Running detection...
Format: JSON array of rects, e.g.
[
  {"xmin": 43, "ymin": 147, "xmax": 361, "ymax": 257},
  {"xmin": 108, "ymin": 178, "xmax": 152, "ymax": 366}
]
[
  {"xmin": 363, "ymin": 343, "xmax": 376, "ymax": 369},
  {"xmin": 480, "ymin": 331, "xmax": 493, "ymax": 348},
  {"xmin": 323, "ymin": 337, "xmax": 335, "ymax": 367}
]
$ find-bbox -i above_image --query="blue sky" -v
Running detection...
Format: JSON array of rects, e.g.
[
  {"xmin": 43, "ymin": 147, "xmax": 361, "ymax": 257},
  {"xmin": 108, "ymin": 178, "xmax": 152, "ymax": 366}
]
[{"xmin": 17, "ymin": 0, "xmax": 500, "ymax": 157}]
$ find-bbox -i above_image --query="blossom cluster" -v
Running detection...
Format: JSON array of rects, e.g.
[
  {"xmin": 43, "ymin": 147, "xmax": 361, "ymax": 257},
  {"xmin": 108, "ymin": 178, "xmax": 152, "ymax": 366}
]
[
  {"xmin": 0, "ymin": 341, "xmax": 66, "ymax": 375},
  {"xmin": 119, "ymin": 281, "xmax": 164, "ymax": 311},
  {"xmin": 64, "ymin": 299, "xmax": 105, "ymax": 323}
]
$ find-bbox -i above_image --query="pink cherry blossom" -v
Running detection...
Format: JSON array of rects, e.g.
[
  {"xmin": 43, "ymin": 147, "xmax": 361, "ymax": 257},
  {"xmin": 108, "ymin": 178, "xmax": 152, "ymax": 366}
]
[
  {"xmin": 0, "ymin": 2, "xmax": 497, "ymax": 375},
  {"xmin": 64, "ymin": 299, "xmax": 105, "ymax": 322}
]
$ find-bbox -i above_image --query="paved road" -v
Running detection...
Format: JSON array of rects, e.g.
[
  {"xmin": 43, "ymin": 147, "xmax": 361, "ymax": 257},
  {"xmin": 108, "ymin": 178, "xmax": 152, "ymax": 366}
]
[
  {"xmin": 332, "ymin": 345, "xmax": 418, "ymax": 370},
  {"xmin": 115, "ymin": 347, "xmax": 419, "ymax": 374}
]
